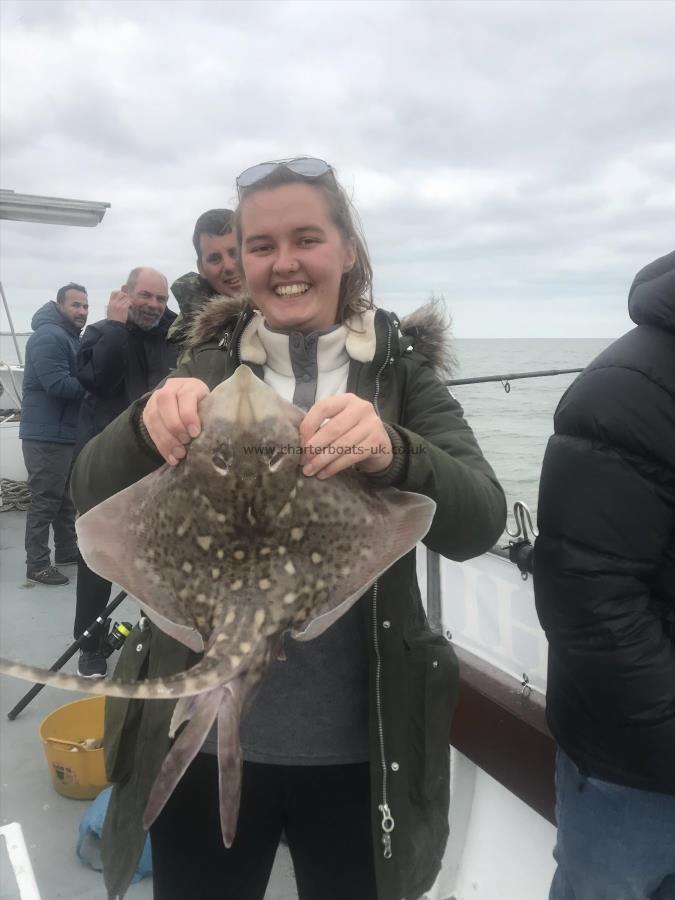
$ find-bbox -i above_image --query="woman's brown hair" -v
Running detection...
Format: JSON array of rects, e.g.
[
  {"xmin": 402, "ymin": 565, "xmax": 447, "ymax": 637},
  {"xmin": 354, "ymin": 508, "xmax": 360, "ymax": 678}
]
[{"xmin": 232, "ymin": 165, "xmax": 374, "ymax": 322}]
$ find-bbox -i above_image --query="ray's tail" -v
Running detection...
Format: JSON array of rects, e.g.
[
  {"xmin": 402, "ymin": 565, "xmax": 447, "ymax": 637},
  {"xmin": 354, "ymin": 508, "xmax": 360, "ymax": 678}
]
[
  {"xmin": 143, "ymin": 687, "xmax": 225, "ymax": 829},
  {"xmin": 0, "ymin": 656, "xmax": 231, "ymax": 701}
]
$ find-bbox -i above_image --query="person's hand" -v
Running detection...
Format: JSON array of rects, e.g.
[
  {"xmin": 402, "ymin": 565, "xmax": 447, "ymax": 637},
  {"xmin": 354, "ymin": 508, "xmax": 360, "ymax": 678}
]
[
  {"xmin": 299, "ymin": 394, "xmax": 393, "ymax": 479},
  {"xmin": 107, "ymin": 289, "xmax": 131, "ymax": 323},
  {"xmin": 142, "ymin": 378, "xmax": 209, "ymax": 465}
]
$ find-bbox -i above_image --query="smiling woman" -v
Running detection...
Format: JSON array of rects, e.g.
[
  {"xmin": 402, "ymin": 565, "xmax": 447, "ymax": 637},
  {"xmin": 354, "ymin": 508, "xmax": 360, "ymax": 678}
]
[
  {"xmin": 238, "ymin": 182, "xmax": 356, "ymax": 334},
  {"xmin": 234, "ymin": 157, "xmax": 373, "ymax": 328},
  {"xmin": 70, "ymin": 156, "xmax": 507, "ymax": 900}
]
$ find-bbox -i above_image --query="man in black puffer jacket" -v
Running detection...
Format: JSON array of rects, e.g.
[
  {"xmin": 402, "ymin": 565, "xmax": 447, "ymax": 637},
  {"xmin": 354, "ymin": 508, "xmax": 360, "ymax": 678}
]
[
  {"xmin": 73, "ymin": 267, "xmax": 178, "ymax": 678},
  {"xmin": 535, "ymin": 250, "xmax": 675, "ymax": 900}
]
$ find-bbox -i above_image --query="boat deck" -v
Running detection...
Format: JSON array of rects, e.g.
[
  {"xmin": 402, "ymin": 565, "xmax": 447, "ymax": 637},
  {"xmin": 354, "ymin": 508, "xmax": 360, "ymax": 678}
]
[{"xmin": 0, "ymin": 510, "xmax": 297, "ymax": 900}]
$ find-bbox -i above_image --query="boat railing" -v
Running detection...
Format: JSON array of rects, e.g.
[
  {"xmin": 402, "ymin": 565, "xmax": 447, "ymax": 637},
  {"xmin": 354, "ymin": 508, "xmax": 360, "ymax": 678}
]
[{"xmin": 0, "ymin": 281, "xmax": 24, "ymax": 367}]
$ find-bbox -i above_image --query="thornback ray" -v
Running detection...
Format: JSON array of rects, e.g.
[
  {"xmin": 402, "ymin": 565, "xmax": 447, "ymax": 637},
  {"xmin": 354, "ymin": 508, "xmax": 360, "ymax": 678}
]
[{"xmin": 0, "ymin": 364, "xmax": 436, "ymax": 844}]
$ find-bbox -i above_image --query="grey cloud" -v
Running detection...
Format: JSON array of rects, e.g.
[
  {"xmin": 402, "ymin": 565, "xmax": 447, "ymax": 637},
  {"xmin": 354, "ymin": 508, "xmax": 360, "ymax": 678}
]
[{"xmin": 1, "ymin": 0, "xmax": 674, "ymax": 336}]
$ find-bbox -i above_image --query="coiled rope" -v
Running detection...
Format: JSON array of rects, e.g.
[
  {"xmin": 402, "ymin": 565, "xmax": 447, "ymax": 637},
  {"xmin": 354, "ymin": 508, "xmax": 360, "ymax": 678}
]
[{"xmin": 0, "ymin": 479, "xmax": 31, "ymax": 512}]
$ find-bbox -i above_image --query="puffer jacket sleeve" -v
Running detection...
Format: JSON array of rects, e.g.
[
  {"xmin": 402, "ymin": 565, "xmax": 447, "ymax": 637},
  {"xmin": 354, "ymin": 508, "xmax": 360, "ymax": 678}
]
[
  {"xmin": 77, "ymin": 321, "xmax": 129, "ymax": 396},
  {"xmin": 534, "ymin": 363, "xmax": 675, "ymax": 725},
  {"xmin": 31, "ymin": 328, "xmax": 85, "ymax": 400},
  {"xmin": 385, "ymin": 361, "xmax": 506, "ymax": 560}
]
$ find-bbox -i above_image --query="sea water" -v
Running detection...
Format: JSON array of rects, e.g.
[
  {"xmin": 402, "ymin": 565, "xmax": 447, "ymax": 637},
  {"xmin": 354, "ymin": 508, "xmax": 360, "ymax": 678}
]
[{"xmin": 453, "ymin": 338, "xmax": 612, "ymax": 532}]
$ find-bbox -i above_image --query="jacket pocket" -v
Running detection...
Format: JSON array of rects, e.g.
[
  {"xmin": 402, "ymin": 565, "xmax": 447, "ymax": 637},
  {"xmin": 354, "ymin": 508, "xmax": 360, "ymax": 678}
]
[
  {"xmin": 423, "ymin": 637, "xmax": 459, "ymax": 799},
  {"xmin": 405, "ymin": 630, "xmax": 459, "ymax": 801},
  {"xmin": 103, "ymin": 624, "xmax": 150, "ymax": 784}
]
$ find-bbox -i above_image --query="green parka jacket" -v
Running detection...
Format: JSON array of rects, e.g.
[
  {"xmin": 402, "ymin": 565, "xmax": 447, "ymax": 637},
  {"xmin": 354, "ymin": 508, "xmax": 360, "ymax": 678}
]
[
  {"xmin": 70, "ymin": 298, "xmax": 506, "ymax": 900},
  {"xmin": 166, "ymin": 271, "xmax": 219, "ymax": 346}
]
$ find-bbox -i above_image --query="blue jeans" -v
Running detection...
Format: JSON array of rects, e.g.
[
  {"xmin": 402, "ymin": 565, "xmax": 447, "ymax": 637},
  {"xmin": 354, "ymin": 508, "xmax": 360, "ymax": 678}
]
[{"xmin": 550, "ymin": 749, "xmax": 675, "ymax": 900}]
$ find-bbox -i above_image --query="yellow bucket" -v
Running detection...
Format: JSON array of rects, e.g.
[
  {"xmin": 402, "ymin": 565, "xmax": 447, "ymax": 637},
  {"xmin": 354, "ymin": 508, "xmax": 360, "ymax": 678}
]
[{"xmin": 39, "ymin": 696, "xmax": 109, "ymax": 800}]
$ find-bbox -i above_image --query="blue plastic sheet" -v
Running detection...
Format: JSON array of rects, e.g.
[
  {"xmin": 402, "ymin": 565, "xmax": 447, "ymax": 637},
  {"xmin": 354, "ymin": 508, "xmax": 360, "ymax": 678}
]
[{"xmin": 77, "ymin": 787, "xmax": 152, "ymax": 883}]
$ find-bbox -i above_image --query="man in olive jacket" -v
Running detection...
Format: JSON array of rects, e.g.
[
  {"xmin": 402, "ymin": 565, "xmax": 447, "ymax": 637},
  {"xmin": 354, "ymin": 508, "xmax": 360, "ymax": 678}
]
[
  {"xmin": 535, "ymin": 250, "xmax": 675, "ymax": 900},
  {"xmin": 72, "ymin": 298, "xmax": 506, "ymax": 900},
  {"xmin": 167, "ymin": 208, "xmax": 241, "ymax": 346}
]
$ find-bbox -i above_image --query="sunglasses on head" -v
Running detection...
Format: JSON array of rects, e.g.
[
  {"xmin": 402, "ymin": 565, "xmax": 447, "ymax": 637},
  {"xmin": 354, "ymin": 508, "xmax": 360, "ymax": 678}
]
[{"xmin": 236, "ymin": 157, "xmax": 334, "ymax": 196}]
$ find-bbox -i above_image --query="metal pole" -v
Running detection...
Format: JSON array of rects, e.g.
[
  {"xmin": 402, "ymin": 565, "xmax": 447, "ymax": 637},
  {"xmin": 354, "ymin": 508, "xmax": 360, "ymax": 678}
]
[
  {"xmin": 0, "ymin": 282, "xmax": 24, "ymax": 367},
  {"xmin": 426, "ymin": 550, "xmax": 442, "ymax": 634}
]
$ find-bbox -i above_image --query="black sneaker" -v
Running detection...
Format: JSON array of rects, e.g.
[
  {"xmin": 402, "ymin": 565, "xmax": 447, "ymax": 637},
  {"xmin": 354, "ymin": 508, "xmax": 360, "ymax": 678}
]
[
  {"xmin": 27, "ymin": 566, "xmax": 69, "ymax": 586},
  {"xmin": 77, "ymin": 651, "xmax": 107, "ymax": 679},
  {"xmin": 55, "ymin": 552, "xmax": 79, "ymax": 565}
]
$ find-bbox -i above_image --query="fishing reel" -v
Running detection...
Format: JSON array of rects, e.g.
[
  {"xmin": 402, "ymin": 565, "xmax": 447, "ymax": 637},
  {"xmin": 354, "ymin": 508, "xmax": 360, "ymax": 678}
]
[{"xmin": 98, "ymin": 619, "xmax": 133, "ymax": 658}]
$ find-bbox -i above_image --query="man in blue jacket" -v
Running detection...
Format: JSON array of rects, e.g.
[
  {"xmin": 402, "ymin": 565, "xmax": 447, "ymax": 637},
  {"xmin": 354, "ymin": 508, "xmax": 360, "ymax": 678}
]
[{"xmin": 19, "ymin": 283, "xmax": 89, "ymax": 585}]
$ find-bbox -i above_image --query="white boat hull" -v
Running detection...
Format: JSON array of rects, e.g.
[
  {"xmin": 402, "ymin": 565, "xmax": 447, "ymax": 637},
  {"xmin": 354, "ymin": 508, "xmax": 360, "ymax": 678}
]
[
  {"xmin": 421, "ymin": 547, "xmax": 557, "ymax": 899},
  {"xmin": 427, "ymin": 748, "xmax": 555, "ymax": 899}
]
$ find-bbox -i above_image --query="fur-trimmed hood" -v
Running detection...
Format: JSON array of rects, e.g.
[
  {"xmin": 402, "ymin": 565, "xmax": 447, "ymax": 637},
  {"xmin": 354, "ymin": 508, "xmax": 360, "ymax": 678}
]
[
  {"xmin": 398, "ymin": 297, "xmax": 456, "ymax": 378},
  {"xmin": 186, "ymin": 296, "xmax": 455, "ymax": 378},
  {"xmin": 186, "ymin": 294, "xmax": 248, "ymax": 347}
]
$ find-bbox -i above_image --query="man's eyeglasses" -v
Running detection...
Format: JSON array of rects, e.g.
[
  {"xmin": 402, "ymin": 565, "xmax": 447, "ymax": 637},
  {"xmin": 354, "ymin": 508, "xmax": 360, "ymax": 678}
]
[{"xmin": 236, "ymin": 157, "xmax": 333, "ymax": 196}]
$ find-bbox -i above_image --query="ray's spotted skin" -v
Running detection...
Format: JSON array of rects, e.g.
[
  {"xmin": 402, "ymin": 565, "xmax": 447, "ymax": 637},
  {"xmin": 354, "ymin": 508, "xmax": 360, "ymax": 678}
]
[{"xmin": 0, "ymin": 365, "xmax": 435, "ymax": 845}]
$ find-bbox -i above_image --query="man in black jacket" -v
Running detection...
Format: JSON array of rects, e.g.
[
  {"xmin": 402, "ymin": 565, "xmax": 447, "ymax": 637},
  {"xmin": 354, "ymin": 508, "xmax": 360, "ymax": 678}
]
[
  {"xmin": 74, "ymin": 267, "xmax": 178, "ymax": 677},
  {"xmin": 534, "ymin": 250, "xmax": 675, "ymax": 899}
]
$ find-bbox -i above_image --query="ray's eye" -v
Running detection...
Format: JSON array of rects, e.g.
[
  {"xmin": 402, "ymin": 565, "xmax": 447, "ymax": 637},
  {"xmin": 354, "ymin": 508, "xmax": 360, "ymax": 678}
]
[
  {"xmin": 212, "ymin": 443, "xmax": 233, "ymax": 475},
  {"xmin": 268, "ymin": 448, "xmax": 285, "ymax": 472}
]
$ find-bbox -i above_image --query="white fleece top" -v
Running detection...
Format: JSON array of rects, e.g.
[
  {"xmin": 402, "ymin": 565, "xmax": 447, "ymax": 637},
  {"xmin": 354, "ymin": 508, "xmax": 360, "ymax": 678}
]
[{"xmin": 241, "ymin": 314, "xmax": 350, "ymax": 406}]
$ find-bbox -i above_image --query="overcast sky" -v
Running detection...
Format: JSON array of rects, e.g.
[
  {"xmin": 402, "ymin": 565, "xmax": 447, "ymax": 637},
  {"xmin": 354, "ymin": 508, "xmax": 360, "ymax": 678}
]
[{"xmin": 1, "ymin": 0, "xmax": 674, "ymax": 337}]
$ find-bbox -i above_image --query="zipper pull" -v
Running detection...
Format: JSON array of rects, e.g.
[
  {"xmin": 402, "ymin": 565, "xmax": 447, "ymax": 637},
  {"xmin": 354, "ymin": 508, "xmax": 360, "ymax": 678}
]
[
  {"xmin": 378, "ymin": 803, "xmax": 395, "ymax": 859},
  {"xmin": 382, "ymin": 833, "xmax": 392, "ymax": 859}
]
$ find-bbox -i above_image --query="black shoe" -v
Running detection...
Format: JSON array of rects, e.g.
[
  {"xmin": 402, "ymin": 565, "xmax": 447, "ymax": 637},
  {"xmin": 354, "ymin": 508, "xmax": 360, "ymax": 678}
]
[
  {"xmin": 55, "ymin": 552, "xmax": 79, "ymax": 565},
  {"xmin": 27, "ymin": 566, "xmax": 69, "ymax": 586},
  {"xmin": 77, "ymin": 651, "xmax": 107, "ymax": 679}
]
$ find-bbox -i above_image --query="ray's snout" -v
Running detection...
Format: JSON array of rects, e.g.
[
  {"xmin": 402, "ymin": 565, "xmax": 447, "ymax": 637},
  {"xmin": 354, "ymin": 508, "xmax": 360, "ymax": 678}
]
[{"xmin": 227, "ymin": 365, "xmax": 281, "ymax": 429}]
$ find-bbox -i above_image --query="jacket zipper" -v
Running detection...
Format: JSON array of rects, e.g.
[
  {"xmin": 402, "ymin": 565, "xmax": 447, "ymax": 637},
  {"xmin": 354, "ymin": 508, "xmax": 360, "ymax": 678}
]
[
  {"xmin": 372, "ymin": 316, "xmax": 392, "ymax": 417},
  {"xmin": 372, "ymin": 581, "xmax": 395, "ymax": 859},
  {"xmin": 371, "ymin": 317, "xmax": 395, "ymax": 859},
  {"xmin": 218, "ymin": 310, "xmax": 250, "ymax": 361}
]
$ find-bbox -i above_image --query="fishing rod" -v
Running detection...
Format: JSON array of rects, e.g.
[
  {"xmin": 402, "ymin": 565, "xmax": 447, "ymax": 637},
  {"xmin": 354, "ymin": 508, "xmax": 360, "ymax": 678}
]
[{"xmin": 446, "ymin": 367, "xmax": 583, "ymax": 392}]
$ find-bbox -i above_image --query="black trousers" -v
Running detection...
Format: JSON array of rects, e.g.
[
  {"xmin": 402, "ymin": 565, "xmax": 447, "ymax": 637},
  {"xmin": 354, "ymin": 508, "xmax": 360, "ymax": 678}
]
[
  {"xmin": 22, "ymin": 439, "xmax": 77, "ymax": 571},
  {"xmin": 150, "ymin": 754, "xmax": 377, "ymax": 900},
  {"xmin": 73, "ymin": 554, "xmax": 112, "ymax": 651}
]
